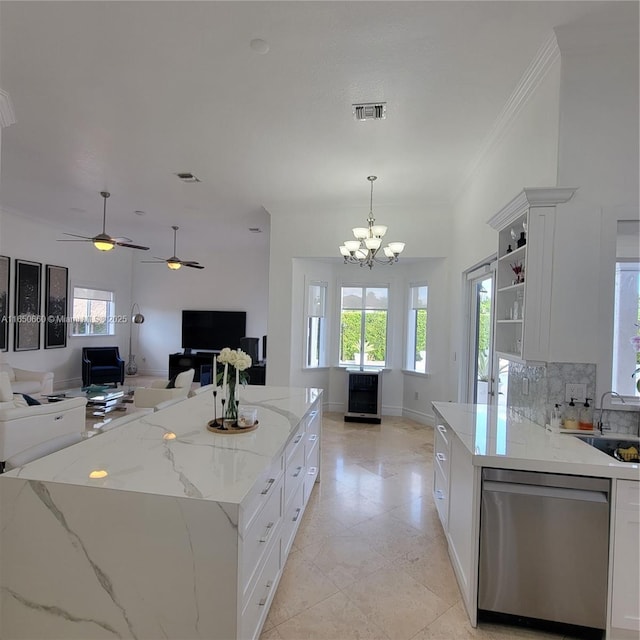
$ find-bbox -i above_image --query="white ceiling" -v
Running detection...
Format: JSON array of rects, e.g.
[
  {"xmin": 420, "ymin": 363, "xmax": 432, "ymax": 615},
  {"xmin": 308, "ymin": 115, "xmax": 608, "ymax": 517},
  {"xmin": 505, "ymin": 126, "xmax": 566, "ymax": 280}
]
[{"xmin": 0, "ymin": 1, "xmax": 612, "ymax": 253}]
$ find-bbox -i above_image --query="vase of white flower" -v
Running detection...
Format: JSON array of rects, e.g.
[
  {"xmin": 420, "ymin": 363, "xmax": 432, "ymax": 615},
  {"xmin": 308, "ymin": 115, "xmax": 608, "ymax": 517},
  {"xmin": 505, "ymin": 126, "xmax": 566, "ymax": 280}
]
[{"xmin": 217, "ymin": 347, "xmax": 252, "ymax": 424}]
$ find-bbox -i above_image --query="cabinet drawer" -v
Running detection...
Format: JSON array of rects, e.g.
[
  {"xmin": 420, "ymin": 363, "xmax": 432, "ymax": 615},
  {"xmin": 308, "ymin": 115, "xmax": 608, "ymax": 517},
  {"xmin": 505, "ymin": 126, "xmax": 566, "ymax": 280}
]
[
  {"xmin": 617, "ymin": 480, "xmax": 640, "ymax": 510},
  {"xmin": 282, "ymin": 481, "xmax": 305, "ymax": 558},
  {"xmin": 433, "ymin": 462, "xmax": 448, "ymax": 529},
  {"xmin": 241, "ymin": 454, "xmax": 284, "ymax": 530},
  {"xmin": 284, "ymin": 438, "xmax": 306, "ymax": 508},
  {"xmin": 240, "ymin": 537, "xmax": 281, "ymax": 640},
  {"xmin": 285, "ymin": 425, "xmax": 305, "ymax": 463},
  {"xmin": 241, "ymin": 473, "xmax": 283, "ymax": 597},
  {"xmin": 306, "ymin": 408, "xmax": 321, "ymax": 438},
  {"xmin": 304, "ymin": 440, "xmax": 320, "ymax": 503},
  {"xmin": 434, "ymin": 423, "xmax": 450, "ymax": 478}
]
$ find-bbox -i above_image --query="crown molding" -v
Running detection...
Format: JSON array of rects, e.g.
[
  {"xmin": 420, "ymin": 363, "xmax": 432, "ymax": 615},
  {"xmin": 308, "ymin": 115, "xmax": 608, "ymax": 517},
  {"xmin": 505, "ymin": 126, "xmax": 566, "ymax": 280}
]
[
  {"xmin": 488, "ymin": 187, "xmax": 578, "ymax": 230},
  {"xmin": 453, "ymin": 33, "xmax": 560, "ymax": 202},
  {"xmin": 0, "ymin": 89, "xmax": 16, "ymax": 128}
]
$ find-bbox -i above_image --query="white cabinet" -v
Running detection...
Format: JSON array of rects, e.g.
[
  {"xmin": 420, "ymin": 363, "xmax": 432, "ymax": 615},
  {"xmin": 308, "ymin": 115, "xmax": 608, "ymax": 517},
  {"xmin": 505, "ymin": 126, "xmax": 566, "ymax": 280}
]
[
  {"xmin": 488, "ymin": 187, "xmax": 576, "ymax": 362},
  {"xmin": 432, "ymin": 409, "xmax": 480, "ymax": 624},
  {"xmin": 610, "ymin": 480, "xmax": 640, "ymax": 638}
]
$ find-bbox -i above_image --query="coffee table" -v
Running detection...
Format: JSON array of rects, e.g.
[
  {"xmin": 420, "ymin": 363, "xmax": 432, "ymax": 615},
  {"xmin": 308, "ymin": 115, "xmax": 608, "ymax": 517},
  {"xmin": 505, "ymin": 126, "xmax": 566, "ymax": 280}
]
[{"xmin": 42, "ymin": 387, "xmax": 134, "ymax": 417}]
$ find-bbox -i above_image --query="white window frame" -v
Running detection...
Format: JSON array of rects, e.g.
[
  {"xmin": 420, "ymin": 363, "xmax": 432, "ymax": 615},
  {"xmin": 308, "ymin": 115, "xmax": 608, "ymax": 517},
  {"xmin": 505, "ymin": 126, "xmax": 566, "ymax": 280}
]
[
  {"xmin": 71, "ymin": 285, "xmax": 116, "ymax": 337},
  {"xmin": 304, "ymin": 280, "xmax": 328, "ymax": 369},
  {"xmin": 338, "ymin": 283, "xmax": 389, "ymax": 368},
  {"xmin": 406, "ymin": 282, "xmax": 428, "ymax": 374}
]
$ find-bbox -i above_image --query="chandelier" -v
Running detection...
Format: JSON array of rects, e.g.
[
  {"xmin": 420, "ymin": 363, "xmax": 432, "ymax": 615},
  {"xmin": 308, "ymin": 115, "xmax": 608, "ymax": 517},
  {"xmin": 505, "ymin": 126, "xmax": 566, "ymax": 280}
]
[{"xmin": 339, "ymin": 176, "xmax": 405, "ymax": 269}]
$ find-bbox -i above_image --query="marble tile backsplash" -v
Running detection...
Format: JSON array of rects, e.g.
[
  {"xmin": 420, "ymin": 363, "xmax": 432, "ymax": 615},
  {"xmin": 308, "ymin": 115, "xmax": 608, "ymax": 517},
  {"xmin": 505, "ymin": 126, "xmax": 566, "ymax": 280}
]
[{"xmin": 507, "ymin": 361, "xmax": 639, "ymax": 436}]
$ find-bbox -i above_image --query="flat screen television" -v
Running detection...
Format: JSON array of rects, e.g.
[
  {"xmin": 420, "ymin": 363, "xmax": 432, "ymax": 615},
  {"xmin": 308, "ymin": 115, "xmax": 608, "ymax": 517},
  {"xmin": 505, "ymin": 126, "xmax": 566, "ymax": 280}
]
[{"xmin": 181, "ymin": 310, "xmax": 246, "ymax": 352}]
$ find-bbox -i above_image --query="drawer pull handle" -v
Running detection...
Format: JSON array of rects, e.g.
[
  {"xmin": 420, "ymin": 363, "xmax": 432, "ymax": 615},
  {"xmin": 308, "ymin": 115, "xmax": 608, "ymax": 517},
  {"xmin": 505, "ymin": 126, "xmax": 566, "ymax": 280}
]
[
  {"xmin": 292, "ymin": 507, "xmax": 302, "ymax": 522},
  {"xmin": 292, "ymin": 466, "xmax": 303, "ymax": 478},
  {"xmin": 436, "ymin": 489, "xmax": 445, "ymax": 500},
  {"xmin": 259, "ymin": 522, "xmax": 274, "ymax": 543},
  {"xmin": 437, "ymin": 424, "xmax": 447, "ymax": 435},
  {"xmin": 54, "ymin": 415, "xmax": 63, "ymax": 421},
  {"xmin": 260, "ymin": 478, "xmax": 275, "ymax": 495},
  {"xmin": 308, "ymin": 434, "xmax": 318, "ymax": 442},
  {"xmin": 307, "ymin": 466, "xmax": 317, "ymax": 475},
  {"xmin": 309, "ymin": 410, "xmax": 318, "ymax": 418},
  {"xmin": 258, "ymin": 580, "xmax": 273, "ymax": 606},
  {"xmin": 294, "ymin": 434, "xmax": 303, "ymax": 444},
  {"xmin": 436, "ymin": 453, "xmax": 446, "ymax": 462}
]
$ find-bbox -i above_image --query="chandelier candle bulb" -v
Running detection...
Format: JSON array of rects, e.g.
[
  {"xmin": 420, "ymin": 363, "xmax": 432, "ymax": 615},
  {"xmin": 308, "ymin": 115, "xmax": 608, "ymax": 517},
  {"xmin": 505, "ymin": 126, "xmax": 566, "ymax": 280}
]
[
  {"xmin": 236, "ymin": 365, "xmax": 239, "ymax": 402},
  {"xmin": 212, "ymin": 355, "xmax": 217, "ymax": 386}
]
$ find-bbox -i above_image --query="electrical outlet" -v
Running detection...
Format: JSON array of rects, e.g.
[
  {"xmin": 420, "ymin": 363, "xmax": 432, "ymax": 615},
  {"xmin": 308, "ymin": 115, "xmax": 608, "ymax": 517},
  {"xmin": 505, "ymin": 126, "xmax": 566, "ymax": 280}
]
[
  {"xmin": 414, "ymin": 391, "xmax": 419, "ymax": 401},
  {"xmin": 565, "ymin": 383, "xmax": 586, "ymax": 402},
  {"xmin": 522, "ymin": 377, "xmax": 529, "ymax": 395}
]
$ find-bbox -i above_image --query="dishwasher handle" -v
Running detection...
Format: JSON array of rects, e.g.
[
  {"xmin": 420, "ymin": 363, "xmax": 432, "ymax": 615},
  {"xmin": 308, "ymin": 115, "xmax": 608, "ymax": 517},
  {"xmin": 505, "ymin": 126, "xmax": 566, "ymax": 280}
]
[{"xmin": 483, "ymin": 480, "xmax": 608, "ymax": 503}]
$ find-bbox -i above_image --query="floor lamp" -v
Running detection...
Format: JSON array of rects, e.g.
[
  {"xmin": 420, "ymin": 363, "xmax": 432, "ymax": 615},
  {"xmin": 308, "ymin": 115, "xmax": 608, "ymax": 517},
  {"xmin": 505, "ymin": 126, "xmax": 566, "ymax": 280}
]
[{"xmin": 126, "ymin": 303, "xmax": 145, "ymax": 376}]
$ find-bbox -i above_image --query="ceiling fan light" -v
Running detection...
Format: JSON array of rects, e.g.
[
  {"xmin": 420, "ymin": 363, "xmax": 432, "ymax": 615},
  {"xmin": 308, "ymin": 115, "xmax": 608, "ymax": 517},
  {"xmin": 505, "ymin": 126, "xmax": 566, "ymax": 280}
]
[
  {"xmin": 167, "ymin": 260, "xmax": 182, "ymax": 270},
  {"xmin": 352, "ymin": 227, "xmax": 368, "ymax": 240},
  {"xmin": 371, "ymin": 225, "xmax": 387, "ymax": 238},
  {"xmin": 388, "ymin": 242, "xmax": 405, "ymax": 254},
  {"xmin": 364, "ymin": 237, "xmax": 381, "ymax": 250},
  {"xmin": 339, "ymin": 245, "xmax": 350, "ymax": 257},
  {"xmin": 94, "ymin": 240, "xmax": 115, "ymax": 251},
  {"xmin": 344, "ymin": 240, "xmax": 361, "ymax": 253}
]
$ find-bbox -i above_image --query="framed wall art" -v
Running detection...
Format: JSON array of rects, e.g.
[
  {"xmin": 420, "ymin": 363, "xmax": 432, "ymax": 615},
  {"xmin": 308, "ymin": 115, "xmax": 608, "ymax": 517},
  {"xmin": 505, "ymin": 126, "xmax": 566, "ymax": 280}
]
[
  {"xmin": 45, "ymin": 264, "xmax": 68, "ymax": 349},
  {"xmin": 14, "ymin": 259, "xmax": 42, "ymax": 351},
  {"xmin": 0, "ymin": 256, "xmax": 9, "ymax": 351}
]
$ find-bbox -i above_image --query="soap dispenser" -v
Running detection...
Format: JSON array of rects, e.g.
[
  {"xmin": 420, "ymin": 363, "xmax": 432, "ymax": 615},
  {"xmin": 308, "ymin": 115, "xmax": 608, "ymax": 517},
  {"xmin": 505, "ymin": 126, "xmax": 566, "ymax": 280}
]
[
  {"xmin": 579, "ymin": 398, "xmax": 594, "ymax": 431},
  {"xmin": 550, "ymin": 404, "xmax": 562, "ymax": 431},
  {"xmin": 564, "ymin": 398, "xmax": 579, "ymax": 430}
]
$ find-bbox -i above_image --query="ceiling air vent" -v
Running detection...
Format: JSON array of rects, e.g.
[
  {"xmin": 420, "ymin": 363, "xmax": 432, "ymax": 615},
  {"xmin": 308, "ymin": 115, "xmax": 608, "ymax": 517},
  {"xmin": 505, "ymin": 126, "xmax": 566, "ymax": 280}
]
[
  {"xmin": 175, "ymin": 172, "xmax": 201, "ymax": 183},
  {"xmin": 353, "ymin": 102, "xmax": 386, "ymax": 121}
]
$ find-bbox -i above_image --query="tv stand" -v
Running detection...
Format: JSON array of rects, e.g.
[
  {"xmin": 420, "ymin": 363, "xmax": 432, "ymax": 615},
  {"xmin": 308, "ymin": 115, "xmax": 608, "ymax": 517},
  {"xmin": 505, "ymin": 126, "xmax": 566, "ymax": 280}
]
[{"xmin": 169, "ymin": 353, "xmax": 266, "ymax": 385}]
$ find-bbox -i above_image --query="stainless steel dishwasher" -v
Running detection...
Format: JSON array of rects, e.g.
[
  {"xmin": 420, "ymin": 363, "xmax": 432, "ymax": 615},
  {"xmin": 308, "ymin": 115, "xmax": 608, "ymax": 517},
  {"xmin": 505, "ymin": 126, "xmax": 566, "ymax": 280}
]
[{"xmin": 479, "ymin": 468, "xmax": 610, "ymax": 630}]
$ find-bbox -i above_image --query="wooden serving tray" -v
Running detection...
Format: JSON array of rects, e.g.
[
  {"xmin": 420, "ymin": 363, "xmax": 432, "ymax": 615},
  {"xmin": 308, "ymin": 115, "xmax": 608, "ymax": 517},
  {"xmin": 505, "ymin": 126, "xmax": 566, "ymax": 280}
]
[{"xmin": 207, "ymin": 419, "xmax": 259, "ymax": 434}]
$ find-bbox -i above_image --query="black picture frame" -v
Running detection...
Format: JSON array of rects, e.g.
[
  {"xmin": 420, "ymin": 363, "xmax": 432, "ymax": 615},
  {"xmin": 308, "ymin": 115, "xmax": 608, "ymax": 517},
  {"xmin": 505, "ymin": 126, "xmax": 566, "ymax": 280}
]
[
  {"xmin": 45, "ymin": 264, "xmax": 68, "ymax": 349},
  {"xmin": 0, "ymin": 256, "xmax": 9, "ymax": 352},
  {"xmin": 14, "ymin": 259, "xmax": 42, "ymax": 352}
]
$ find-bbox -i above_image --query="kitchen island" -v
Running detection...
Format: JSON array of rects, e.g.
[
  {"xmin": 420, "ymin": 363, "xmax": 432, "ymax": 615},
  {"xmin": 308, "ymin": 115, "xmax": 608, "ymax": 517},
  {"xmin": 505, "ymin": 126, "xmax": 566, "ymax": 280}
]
[
  {"xmin": 432, "ymin": 402, "xmax": 639, "ymax": 640},
  {"xmin": 0, "ymin": 386, "xmax": 322, "ymax": 640}
]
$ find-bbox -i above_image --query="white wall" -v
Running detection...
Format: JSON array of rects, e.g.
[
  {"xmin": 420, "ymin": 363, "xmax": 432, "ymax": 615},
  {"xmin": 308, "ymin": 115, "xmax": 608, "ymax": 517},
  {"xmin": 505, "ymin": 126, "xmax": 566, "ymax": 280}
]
[
  {"xmin": 447, "ymin": 58, "xmax": 562, "ymax": 399},
  {"xmin": 131, "ymin": 241, "xmax": 270, "ymax": 377},
  {"xmin": 0, "ymin": 209, "xmax": 134, "ymax": 388}
]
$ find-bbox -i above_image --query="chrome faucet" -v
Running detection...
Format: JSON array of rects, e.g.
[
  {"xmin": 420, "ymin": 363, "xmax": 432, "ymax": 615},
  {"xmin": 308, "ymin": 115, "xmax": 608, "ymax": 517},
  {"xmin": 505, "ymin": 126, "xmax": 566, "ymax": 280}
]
[{"xmin": 597, "ymin": 391, "xmax": 625, "ymax": 434}]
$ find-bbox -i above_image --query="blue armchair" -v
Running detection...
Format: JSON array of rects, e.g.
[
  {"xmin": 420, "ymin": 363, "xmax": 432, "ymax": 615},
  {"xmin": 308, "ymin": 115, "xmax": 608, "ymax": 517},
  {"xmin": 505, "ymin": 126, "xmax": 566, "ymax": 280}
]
[{"xmin": 82, "ymin": 346, "xmax": 125, "ymax": 387}]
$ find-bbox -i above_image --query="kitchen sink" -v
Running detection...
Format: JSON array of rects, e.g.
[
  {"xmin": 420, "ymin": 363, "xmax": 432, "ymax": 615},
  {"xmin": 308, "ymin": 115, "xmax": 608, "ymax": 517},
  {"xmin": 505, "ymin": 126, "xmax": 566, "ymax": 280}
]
[{"xmin": 574, "ymin": 436, "xmax": 640, "ymax": 463}]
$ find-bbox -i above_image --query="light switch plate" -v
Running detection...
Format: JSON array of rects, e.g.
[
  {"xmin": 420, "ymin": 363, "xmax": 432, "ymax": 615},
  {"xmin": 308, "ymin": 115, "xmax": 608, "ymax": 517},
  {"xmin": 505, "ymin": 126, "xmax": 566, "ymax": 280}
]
[{"xmin": 565, "ymin": 383, "xmax": 587, "ymax": 402}]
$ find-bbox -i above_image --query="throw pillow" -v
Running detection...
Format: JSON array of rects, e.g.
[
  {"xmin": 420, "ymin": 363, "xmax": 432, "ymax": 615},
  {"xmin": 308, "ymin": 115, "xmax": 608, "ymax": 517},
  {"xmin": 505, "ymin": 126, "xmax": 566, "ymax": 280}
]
[
  {"xmin": 0, "ymin": 371, "xmax": 13, "ymax": 402},
  {"xmin": 166, "ymin": 374, "xmax": 178, "ymax": 389},
  {"xmin": 174, "ymin": 369, "xmax": 193, "ymax": 389},
  {"xmin": 12, "ymin": 395, "xmax": 28, "ymax": 408},
  {"xmin": 15, "ymin": 393, "xmax": 41, "ymax": 406}
]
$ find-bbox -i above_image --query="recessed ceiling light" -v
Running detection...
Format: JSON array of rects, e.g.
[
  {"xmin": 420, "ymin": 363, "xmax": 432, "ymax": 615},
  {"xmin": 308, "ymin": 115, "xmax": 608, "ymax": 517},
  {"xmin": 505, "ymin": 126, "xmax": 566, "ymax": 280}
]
[
  {"xmin": 175, "ymin": 172, "xmax": 201, "ymax": 183},
  {"xmin": 250, "ymin": 38, "xmax": 270, "ymax": 55},
  {"xmin": 353, "ymin": 102, "xmax": 387, "ymax": 121},
  {"xmin": 134, "ymin": 210, "xmax": 146, "ymax": 216}
]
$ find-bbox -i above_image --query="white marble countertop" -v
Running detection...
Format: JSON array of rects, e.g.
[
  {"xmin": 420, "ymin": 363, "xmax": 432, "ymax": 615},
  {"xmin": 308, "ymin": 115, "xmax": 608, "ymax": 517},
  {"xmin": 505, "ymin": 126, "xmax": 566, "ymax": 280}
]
[
  {"xmin": 432, "ymin": 402, "xmax": 639, "ymax": 481},
  {"xmin": 3, "ymin": 386, "xmax": 323, "ymax": 503}
]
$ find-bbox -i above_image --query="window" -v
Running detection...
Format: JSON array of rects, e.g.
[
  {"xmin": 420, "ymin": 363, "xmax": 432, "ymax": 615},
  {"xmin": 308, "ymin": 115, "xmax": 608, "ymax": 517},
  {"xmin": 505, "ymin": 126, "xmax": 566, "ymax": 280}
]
[
  {"xmin": 71, "ymin": 287, "xmax": 115, "ymax": 336},
  {"xmin": 305, "ymin": 281, "xmax": 327, "ymax": 368},
  {"xmin": 612, "ymin": 260, "xmax": 640, "ymax": 398},
  {"xmin": 407, "ymin": 284, "xmax": 428, "ymax": 373},
  {"xmin": 339, "ymin": 286, "xmax": 388, "ymax": 367}
]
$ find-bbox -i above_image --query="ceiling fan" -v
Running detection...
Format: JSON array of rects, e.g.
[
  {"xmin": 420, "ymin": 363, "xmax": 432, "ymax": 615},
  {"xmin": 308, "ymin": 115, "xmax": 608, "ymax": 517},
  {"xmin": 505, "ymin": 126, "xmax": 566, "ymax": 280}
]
[
  {"xmin": 141, "ymin": 225, "xmax": 205, "ymax": 270},
  {"xmin": 59, "ymin": 191, "xmax": 150, "ymax": 251}
]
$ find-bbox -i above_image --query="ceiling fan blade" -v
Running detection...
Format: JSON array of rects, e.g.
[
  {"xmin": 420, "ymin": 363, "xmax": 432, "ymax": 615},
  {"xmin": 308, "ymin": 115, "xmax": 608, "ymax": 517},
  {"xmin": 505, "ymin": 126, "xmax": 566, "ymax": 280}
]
[
  {"xmin": 111, "ymin": 236, "xmax": 133, "ymax": 243},
  {"xmin": 181, "ymin": 260, "xmax": 201, "ymax": 266},
  {"xmin": 184, "ymin": 263, "xmax": 205, "ymax": 270},
  {"xmin": 62, "ymin": 232, "xmax": 92, "ymax": 239},
  {"xmin": 114, "ymin": 241, "xmax": 150, "ymax": 250},
  {"xmin": 139, "ymin": 260, "xmax": 166, "ymax": 263},
  {"xmin": 57, "ymin": 239, "xmax": 91, "ymax": 242}
]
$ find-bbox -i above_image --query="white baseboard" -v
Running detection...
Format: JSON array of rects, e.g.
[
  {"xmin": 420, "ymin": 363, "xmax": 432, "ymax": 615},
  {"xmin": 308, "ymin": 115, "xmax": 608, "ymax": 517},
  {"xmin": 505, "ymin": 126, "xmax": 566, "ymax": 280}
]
[{"xmin": 403, "ymin": 407, "xmax": 434, "ymax": 426}]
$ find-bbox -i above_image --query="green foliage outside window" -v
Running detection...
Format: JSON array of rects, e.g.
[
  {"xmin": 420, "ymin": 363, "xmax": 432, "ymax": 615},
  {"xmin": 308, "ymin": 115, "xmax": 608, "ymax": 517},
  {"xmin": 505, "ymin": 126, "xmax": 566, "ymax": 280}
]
[{"xmin": 341, "ymin": 310, "xmax": 387, "ymax": 362}]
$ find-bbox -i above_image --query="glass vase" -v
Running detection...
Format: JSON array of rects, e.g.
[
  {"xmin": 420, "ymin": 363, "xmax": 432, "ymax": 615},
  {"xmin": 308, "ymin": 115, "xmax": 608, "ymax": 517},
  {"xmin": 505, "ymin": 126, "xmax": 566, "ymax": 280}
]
[{"xmin": 224, "ymin": 377, "xmax": 238, "ymax": 424}]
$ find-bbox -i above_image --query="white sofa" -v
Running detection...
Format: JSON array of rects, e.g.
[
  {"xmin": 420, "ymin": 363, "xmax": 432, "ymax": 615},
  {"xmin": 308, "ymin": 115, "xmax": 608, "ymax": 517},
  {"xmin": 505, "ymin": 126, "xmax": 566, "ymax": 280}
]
[
  {"xmin": 0, "ymin": 396, "xmax": 87, "ymax": 470},
  {"xmin": 0, "ymin": 357, "xmax": 54, "ymax": 396},
  {"xmin": 133, "ymin": 368, "xmax": 195, "ymax": 409}
]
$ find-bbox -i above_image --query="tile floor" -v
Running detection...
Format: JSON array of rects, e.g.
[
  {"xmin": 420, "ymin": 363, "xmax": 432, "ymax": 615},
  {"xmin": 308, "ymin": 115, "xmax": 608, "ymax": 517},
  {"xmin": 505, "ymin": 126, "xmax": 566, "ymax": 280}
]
[{"xmin": 260, "ymin": 413, "xmax": 589, "ymax": 640}]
